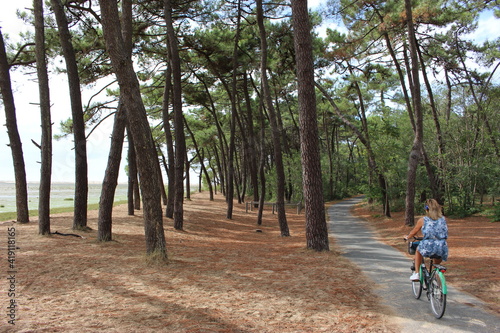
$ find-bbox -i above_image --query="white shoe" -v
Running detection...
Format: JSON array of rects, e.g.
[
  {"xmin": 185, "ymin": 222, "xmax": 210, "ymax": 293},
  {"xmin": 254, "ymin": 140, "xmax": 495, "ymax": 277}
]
[{"xmin": 410, "ymin": 272, "xmax": 420, "ymax": 281}]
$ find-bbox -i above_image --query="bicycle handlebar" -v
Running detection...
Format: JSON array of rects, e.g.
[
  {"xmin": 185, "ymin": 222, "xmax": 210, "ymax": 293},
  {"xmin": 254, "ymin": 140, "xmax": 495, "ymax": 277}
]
[{"xmin": 404, "ymin": 236, "xmax": 424, "ymax": 241}]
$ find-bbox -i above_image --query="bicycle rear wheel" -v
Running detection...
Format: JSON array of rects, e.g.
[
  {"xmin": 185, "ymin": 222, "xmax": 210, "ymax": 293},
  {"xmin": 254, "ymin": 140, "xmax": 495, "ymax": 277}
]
[
  {"xmin": 412, "ymin": 278, "xmax": 422, "ymax": 299},
  {"xmin": 429, "ymin": 273, "xmax": 446, "ymax": 318}
]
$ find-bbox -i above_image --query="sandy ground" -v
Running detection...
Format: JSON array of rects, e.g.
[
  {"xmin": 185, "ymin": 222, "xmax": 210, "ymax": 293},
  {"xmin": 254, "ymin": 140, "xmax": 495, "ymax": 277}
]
[
  {"xmin": 1, "ymin": 193, "xmax": 395, "ymax": 332},
  {"xmin": 1, "ymin": 193, "xmax": 497, "ymax": 332}
]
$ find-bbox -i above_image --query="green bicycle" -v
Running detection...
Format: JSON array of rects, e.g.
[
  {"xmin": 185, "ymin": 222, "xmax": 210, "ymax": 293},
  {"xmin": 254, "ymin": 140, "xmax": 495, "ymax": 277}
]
[{"xmin": 408, "ymin": 237, "xmax": 448, "ymax": 319}]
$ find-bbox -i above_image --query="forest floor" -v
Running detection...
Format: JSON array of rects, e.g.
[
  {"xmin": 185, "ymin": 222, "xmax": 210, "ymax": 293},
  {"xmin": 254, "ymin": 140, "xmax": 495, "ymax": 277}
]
[{"xmin": 0, "ymin": 192, "xmax": 498, "ymax": 332}]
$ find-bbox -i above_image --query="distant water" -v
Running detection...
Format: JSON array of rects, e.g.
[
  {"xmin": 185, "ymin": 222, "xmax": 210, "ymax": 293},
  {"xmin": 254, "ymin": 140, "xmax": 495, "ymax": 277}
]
[{"xmin": 0, "ymin": 182, "xmax": 128, "ymax": 213}]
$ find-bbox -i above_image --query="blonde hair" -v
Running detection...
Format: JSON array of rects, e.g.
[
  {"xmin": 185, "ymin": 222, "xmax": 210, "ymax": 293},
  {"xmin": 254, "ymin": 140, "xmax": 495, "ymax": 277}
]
[{"xmin": 426, "ymin": 199, "xmax": 443, "ymax": 220}]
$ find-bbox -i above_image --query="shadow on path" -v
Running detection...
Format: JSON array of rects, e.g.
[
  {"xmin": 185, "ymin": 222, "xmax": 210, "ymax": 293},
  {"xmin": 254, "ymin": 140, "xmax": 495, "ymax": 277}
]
[{"xmin": 328, "ymin": 197, "xmax": 500, "ymax": 333}]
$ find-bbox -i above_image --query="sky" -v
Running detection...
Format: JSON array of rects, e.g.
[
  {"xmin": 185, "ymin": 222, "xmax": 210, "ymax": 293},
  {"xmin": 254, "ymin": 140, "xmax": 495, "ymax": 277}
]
[
  {"xmin": 0, "ymin": 0, "xmax": 127, "ymax": 183},
  {"xmin": 0, "ymin": 1, "xmax": 498, "ymax": 184}
]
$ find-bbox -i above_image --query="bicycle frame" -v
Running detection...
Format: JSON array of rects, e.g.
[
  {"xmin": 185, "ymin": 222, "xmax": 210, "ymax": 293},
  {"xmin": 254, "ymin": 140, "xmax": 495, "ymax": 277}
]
[
  {"xmin": 407, "ymin": 237, "xmax": 448, "ymax": 318},
  {"xmin": 418, "ymin": 258, "xmax": 447, "ymax": 295},
  {"xmin": 412, "ymin": 257, "xmax": 448, "ymax": 318}
]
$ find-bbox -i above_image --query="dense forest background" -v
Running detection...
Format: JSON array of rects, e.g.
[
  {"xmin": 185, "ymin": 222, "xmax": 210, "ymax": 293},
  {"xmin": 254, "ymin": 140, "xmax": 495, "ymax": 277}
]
[{"xmin": 1, "ymin": 0, "xmax": 499, "ymax": 257}]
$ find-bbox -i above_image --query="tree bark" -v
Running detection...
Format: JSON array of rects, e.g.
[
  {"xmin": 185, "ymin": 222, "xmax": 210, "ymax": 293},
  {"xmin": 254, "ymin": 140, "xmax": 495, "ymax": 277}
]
[
  {"xmin": 98, "ymin": 103, "xmax": 126, "ymax": 242},
  {"xmin": 99, "ymin": 0, "xmax": 166, "ymax": 260},
  {"xmin": 292, "ymin": 0, "xmax": 329, "ymax": 250},
  {"xmin": 226, "ymin": 0, "xmax": 242, "ymax": 219},
  {"xmin": 50, "ymin": 0, "xmax": 88, "ymax": 231},
  {"xmin": 97, "ymin": 0, "xmax": 133, "ymax": 238},
  {"xmin": 164, "ymin": 0, "xmax": 186, "ymax": 230},
  {"xmin": 242, "ymin": 72, "xmax": 259, "ymax": 203},
  {"xmin": 404, "ymin": 0, "xmax": 424, "ymax": 226},
  {"xmin": 185, "ymin": 119, "xmax": 214, "ymax": 200},
  {"xmin": 162, "ymin": 65, "xmax": 175, "ymax": 217},
  {"xmin": 417, "ymin": 44, "xmax": 445, "ymax": 205},
  {"xmin": 315, "ymin": 81, "xmax": 390, "ymax": 216},
  {"xmin": 34, "ymin": 0, "xmax": 52, "ymax": 235},
  {"xmin": 257, "ymin": 0, "xmax": 290, "ymax": 236},
  {"xmin": 257, "ymin": 99, "xmax": 266, "ymax": 226},
  {"xmin": 126, "ymin": 125, "xmax": 137, "ymax": 215},
  {"xmin": 0, "ymin": 30, "xmax": 30, "ymax": 223}
]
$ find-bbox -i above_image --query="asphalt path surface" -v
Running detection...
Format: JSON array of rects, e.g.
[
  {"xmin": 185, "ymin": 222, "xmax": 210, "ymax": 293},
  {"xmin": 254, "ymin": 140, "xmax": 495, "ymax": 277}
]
[{"xmin": 327, "ymin": 196, "xmax": 500, "ymax": 333}]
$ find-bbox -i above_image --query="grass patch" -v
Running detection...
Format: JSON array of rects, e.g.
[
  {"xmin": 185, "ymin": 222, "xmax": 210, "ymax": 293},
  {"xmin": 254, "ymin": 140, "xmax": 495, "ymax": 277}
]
[{"xmin": 0, "ymin": 200, "xmax": 127, "ymax": 222}]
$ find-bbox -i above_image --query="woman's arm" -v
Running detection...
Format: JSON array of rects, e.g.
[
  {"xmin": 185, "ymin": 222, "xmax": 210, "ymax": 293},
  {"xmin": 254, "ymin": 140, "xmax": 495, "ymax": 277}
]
[{"xmin": 404, "ymin": 217, "xmax": 424, "ymax": 240}]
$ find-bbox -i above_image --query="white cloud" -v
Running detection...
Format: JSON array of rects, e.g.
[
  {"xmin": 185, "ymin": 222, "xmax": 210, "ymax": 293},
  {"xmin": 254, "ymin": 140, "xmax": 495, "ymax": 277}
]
[{"xmin": 467, "ymin": 10, "xmax": 499, "ymax": 44}]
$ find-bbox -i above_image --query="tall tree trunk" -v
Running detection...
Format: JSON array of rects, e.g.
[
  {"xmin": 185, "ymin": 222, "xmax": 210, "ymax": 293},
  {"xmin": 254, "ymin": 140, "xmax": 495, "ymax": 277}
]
[
  {"xmin": 292, "ymin": 0, "xmax": 329, "ymax": 251},
  {"xmin": 242, "ymin": 72, "xmax": 259, "ymax": 203},
  {"xmin": 0, "ymin": 30, "xmax": 29, "ymax": 223},
  {"xmin": 191, "ymin": 69, "xmax": 229, "ymax": 196},
  {"xmin": 347, "ymin": 64, "xmax": 391, "ymax": 216},
  {"xmin": 98, "ymin": 104, "xmax": 126, "ymax": 241},
  {"xmin": 457, "ymin": 41, "xmax": 500, "ymax": 161},
  {"xmin": 316, "ymin": 81, "xmax": 390, "ymax": 216},
  {"xmin": 226, "ymin": 0, "xmax": 242, "ymax": 219},
  {"xmin": 185, "ymin": 119, "xmax": 214, "ymax": 200},
  {"xmin": 99, "ymin": 0, "xmax": 166, "ymax": 260},
  {"xmin": 50, "ymin": 0, "xmax": 88, "ymax": 231},
  {"xmin": 51, "ymin": 0, "xmax": 88, "ymax": 230},
  {"xmin": 97, "ymin": 0, "xmax": 132, "ymax": 241},
  {"xmin": 34, "ymin": 0, "xmax": 52, "ymax": 235},
  {"xmin": 404, "ymin": 0, "xmax": 424, "ymax": 226},
  {"xmin": 417, "ymin": 44, "xmax": 445, "ymax": 204},
  {"xmin": 162, "ymin": 66, "xmax": 175, "ymax": 217},
  {"xmin": 164, "ymin": 0, "xmax": 186, "ymax": 230},
  {"xmin": 374, "ymin": 7, "xmax": 414, "ymax": 129},
  {"xmin": 158, "ymin": 158, "xmax": 168, "ymax": 206},
  {"xmin": 185, "ymin": 151, "xmax": 191, "ymax": 200},
  {"xmin": 257, "ymin": 100, "xmax": 266, "ymax": 226},
  {"xmin": 257, "ymin": 0, "xmax": 290, "ymax": 236},
  {"xmin": 126, "ymin": 125, "xmax": 137, "ymax": 215}
]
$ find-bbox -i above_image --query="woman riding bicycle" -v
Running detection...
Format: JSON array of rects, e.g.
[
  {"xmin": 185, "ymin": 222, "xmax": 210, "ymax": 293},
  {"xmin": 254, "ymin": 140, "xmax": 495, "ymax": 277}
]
[{"xmin": 404, "ymin": 199, "xmax": 449, "ymax": 281}]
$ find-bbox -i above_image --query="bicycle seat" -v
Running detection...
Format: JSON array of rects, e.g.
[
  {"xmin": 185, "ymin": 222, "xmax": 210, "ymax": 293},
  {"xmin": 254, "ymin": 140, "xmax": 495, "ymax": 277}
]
[
  {"xmin": 434, "ymin": 264, "xmax": 447, "ymax": 271},
  {"xmin": 429, "ymin": 254, "xmax": 442, "ymax": 259}
]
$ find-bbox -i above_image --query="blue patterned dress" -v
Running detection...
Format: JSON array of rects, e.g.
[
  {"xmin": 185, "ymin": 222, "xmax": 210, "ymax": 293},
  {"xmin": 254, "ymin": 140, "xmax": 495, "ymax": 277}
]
[{"xmin": 418, "ymin": 216, "xmax": 448, "ymax": 261}]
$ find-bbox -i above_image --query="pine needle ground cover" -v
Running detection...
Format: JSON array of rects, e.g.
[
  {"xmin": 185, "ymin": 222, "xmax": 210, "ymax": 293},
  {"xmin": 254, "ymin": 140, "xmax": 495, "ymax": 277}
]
[
  {"xmin": 3, "ymin": 193, "xmax": 498, "ymax": 331},
  {"xmin": 1, "ymin": 193, "xmax": 394, "ymax": 332}
]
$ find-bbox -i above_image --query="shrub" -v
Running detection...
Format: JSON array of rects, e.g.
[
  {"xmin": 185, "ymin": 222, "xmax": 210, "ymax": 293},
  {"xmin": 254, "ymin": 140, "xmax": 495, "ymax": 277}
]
[{"xmin": 492, "ymin": 204, "xmax": 500, "ymax": 222}]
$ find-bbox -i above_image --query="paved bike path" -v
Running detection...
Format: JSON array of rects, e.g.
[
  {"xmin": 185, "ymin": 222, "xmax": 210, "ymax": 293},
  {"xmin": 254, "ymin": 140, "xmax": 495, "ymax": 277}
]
[{"xmin": 327, "ymin": 197, "xmax": 500, "ymax": 333}]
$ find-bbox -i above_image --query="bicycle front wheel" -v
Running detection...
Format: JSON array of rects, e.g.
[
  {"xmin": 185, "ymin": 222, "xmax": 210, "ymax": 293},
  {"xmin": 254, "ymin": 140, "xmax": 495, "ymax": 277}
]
[
  {"xmin": 429, "ymin": 273, "xmax": 447, "ymax": 318},
  {"xmin": 412, "ymin": 278, "xmax": 422, "ymax": 299}
]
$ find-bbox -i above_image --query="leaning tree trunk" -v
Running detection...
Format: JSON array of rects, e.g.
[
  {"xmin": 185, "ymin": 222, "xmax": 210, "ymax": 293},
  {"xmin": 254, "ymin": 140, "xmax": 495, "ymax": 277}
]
[
  {"xmin": 404, "ymin": 0, "xmax": 424, "ymax": 226},
  {"xmin": 34, "ymin": 0, "xmax": 52, "ymax": 235},
  {"xmin": 292, "ymin": 0, "xmax": 329, "ymax": 251},
  {"xmin": 126, "ymin": 125, "xmax": 137, "ymax": 215},
  {"xmin": 99, "ymin": 0, "xmax": 166, "ymax": 260},
  {"xmin": 257, "ymin": 0, "xmax": 289, "ymax": 236},
  {"xmin": 226, "ymin": 0, "xmax": 242, "ymax": 219},
  {"xmin": 97, "ymin": 0, "xmax": 133, "ymax": 240},
  {"xmin": 50, "ymin": 0, "xmax": 88, "ymax": 231},
  {"xmin": 185, "ymin": 119, "xmax": 214, "ymax": 200},
  {"xmin": 0, "ymin": 30, "xmax": 29, "ymax": 223},
  {"xmin": 98, "ymin": 102, "xmax": 127, "ymax": 242},
  {"xmin": 242, "ymin": 72, "xmax": 259, "ymax": 203},
  {"xmin": 164, "ymin": 0, "xmax": 186, "ymax": 230},
  {"xmin": 162, "ymin": 65, "xmax": 176, "ymax": 217},
  {"xmin": 256, "ymin": 100, "xmax": 266, "ymax": 226}
]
